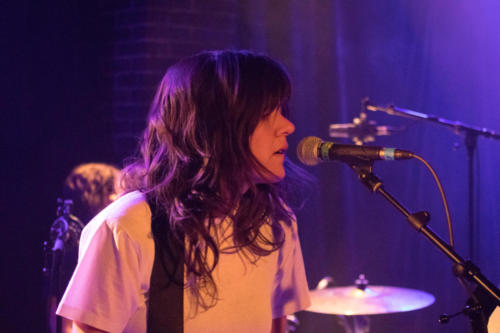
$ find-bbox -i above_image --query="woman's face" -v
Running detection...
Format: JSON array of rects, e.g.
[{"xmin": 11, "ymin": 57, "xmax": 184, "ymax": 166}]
[{"xmin": 249, "ymin": 107, "xmax": 295, "ymax": 183}]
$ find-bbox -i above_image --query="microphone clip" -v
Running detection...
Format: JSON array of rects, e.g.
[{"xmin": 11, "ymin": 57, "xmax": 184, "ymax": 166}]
[{"xmin": 344, "ymin": 158, "xmax": 385, "ymax": 193}]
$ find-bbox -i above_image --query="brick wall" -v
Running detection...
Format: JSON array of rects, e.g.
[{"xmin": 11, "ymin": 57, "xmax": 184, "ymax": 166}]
[{"xmin": 111, "ymin": 1, "xmax": 238, "ymax": 162}]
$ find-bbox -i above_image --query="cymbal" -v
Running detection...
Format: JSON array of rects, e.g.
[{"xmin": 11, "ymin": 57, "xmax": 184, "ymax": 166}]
[
  {"xmin": 306, "ymin": 285, "xmax": 435, "ymax": 316},
  {"xmin": 329, "ymin": 110, "xmax": 405, "ymax": 145}
]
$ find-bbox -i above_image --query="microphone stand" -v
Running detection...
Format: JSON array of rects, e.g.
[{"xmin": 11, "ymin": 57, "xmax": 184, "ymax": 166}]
[
  {"xmin": 345, "ymin": 158, "xmax": 500, "ymax": 332},
  {"xmin": 364, "ymin": 99, "xmax": 500, "ymax": 262},
  {"xmin": 45, "ymin": 199, "xmax": 82, "ymax": 333},
  {"xmin": 49, "ymin": 214, "xmax": 69, "ymax": 333}
]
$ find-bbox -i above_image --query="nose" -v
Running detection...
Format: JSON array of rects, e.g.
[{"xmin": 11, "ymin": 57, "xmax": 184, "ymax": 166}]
[{"xmin": 278, "ymin": 113, "xmax": 295, "ymax": 136}]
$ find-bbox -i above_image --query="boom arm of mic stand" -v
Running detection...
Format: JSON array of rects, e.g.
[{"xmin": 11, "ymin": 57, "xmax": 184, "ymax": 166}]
[
  {"xmin": 347, "ymin": 162, "xmax": 500, "ymax": 305},
  {"xmin": 364, "ymin": 103, "xmax": 500, "ymax": 140}
]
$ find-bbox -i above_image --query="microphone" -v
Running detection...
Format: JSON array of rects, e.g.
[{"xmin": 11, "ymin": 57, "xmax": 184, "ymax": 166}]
[{"xmin": 296, "ymin": 136, "xmax": 414, "ymax": 166}]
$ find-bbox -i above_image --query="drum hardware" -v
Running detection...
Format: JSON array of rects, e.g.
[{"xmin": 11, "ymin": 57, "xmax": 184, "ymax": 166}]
[
  {"xmin": 329, "ymin": 104, "xmax": 404, "ymax": 146},
  {"xmin": 307, "ymin": 274, "xmax": 435, "ymax": 316},
  {"xmin": 306, "ymin": 274, "xmax": 435, "ymax": 333}
]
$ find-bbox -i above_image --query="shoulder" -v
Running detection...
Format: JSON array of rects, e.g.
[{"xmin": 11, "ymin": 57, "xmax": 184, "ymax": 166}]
[{"xmin": 82, "ymin": 191, "xmax": 152, "ymax": 244}]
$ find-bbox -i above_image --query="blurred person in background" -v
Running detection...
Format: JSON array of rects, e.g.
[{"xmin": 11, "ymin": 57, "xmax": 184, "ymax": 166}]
[{"xmin": 46, "ymin": 162, "xmax": 122, "ymax": 333}]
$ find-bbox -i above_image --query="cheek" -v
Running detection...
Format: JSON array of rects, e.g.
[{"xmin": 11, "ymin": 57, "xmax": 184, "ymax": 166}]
[
  {"xmin": 249, "ymin": 134, "xmax": 266, "ymax": 163},
  {"xmin": 249, "ymin": 118, "xmax": 276, "ymax": 163}
]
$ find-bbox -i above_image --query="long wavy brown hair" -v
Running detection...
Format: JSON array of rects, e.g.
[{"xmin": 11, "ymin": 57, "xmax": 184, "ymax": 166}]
[{"xmin": 121, "ymin": 50, "xmax": 310, "ymax": 310}]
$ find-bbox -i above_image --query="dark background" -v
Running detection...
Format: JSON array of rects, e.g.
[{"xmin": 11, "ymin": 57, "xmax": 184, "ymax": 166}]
[{"xmin": 2, "ymin": 1, "xmax": 499, "ymax": 332}]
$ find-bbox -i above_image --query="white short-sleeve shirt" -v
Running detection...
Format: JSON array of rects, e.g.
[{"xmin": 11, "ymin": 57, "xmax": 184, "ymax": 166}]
[{"xmin": 56, "ymin": 191, "xmax": 310, "ymax": 333}]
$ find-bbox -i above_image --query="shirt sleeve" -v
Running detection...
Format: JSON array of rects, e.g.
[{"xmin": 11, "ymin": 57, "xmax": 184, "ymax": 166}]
[
  {"xmin": 489, "ymin": 306, "xmax": 500, "ymax": 332},
  {"xmin": 271, "ymin": 219, "xmax": 311, "ymax": 318},
  {"xmin": 56, "ymin": 218, "xmax": 143, "ymax": 333}
]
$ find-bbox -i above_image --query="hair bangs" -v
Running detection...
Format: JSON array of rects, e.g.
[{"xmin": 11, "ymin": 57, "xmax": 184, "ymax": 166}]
[{"xmin": 253, "ymin": 56, "xmax": 292, "ymax": 119}]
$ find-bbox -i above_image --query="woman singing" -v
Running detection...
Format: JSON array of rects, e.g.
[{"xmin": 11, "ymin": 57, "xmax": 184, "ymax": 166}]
[{"xmin": 57, "ymin": 50, "xmax": 310, "ymax": 333}]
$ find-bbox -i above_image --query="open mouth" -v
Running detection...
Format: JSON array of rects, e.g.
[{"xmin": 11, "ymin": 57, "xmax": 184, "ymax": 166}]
[{"xmin": 274, "ymin": 149, "xmax": 286, "ymax": 155}]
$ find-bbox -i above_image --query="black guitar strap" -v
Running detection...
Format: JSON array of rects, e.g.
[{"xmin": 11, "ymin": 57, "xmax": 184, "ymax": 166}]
[{"xmin": 146, "ymin": 196, "xmax": 184, "ymax": 333}]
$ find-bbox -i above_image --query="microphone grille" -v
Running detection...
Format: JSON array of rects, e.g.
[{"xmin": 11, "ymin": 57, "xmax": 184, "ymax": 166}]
[{"xmin": 297, "ymin": 136, "xmax": 322, "ymax": 166}]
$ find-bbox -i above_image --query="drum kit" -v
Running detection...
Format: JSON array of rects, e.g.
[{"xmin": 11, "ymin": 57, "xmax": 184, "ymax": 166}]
[{"xmin": 303, "ymin": 274, "xmax": 435, "ymax": 333}]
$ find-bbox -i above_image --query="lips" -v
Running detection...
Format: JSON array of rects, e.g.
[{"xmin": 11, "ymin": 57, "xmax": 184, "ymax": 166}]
[{"xmin": 274, "ymin": 145, "xmax": 288, "ymax": 155}]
